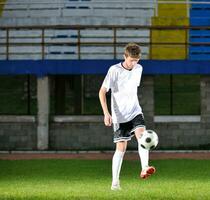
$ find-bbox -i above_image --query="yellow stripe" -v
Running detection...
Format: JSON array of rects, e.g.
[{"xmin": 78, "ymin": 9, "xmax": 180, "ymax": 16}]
[
  {"xmin": 151, "ymin": 0, "xmax": 189, "ymax": 59},
  {"xmin": 158, "ymin": 4, "xmax": 187, "ymax": 18},
  {"xmin": 156, "ymin": 0, "xmax": 188, "ymax": 18},
  {"xmin": 0, "ymin": 0, "xmax": 6, "ymax": 16},
  {"xmin": 152, "ymin": 17, "xmax": 188, "ymax": 26},
  {"xmin": 152, "ymin": 30, "xmax": 187, "ymax": 43},
  {"xmin": 151, "ymin": 46, "xmax": 187, "ymax": 59}
]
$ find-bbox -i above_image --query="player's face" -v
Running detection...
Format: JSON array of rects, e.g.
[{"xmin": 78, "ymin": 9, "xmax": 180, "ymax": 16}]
[{"xmin": 124, "ymin": 55, "xmax": 140, "ymax": 69}]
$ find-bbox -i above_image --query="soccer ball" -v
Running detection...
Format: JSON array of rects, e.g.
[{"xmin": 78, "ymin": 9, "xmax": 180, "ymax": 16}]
[{"xmin": 139, "ymin": 130, "xmax": 159, "ymax": 150}]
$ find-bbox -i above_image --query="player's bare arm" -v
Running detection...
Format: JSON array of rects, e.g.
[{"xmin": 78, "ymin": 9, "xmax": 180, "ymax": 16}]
[{"xmin": 99, "ymin": 86, "xmax": 112, "ymax": 126}]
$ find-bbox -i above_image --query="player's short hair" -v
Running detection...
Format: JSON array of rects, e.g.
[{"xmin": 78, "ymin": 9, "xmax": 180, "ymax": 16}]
[{"xmin": 124, "ymin": 43, "xmax": 141, "ymax": 59}]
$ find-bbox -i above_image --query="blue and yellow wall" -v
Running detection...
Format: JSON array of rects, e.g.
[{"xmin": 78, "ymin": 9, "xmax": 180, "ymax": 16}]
[{"xmin": 151, "ymin": 0, "xmax": 210, "ymax": 60}]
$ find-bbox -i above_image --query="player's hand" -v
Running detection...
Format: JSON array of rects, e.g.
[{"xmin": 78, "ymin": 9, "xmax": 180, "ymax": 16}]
[{"xmin": 104, "ymin": 113, "xmax": 112, "ymax": 126}]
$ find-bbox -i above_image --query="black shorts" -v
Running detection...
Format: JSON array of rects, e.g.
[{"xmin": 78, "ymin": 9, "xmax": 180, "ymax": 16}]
[{"xmin": 113, "ymin": 114, "xmax": 146, "ymax": 143}]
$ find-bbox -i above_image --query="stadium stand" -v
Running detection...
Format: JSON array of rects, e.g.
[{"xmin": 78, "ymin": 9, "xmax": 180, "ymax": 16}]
[
  {"xmin": 0, "ymin": 1, "xmax": 210, "ymax": 65},
  {"xmin": 0, "ymin": 0, "xmax": 155, "ymax": 60},
  {"xmin": 1, "ymin": 1, "xmax": 209, "ymax": 61},
  {"xmin": 0, "ymin": 26, "xmax": 151, "ymax": 60}
]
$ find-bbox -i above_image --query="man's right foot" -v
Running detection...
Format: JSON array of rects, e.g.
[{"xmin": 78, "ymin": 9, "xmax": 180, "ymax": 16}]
[
  {"xmin": 140, "ymin": 166, "xmax": 156, "ymax": 179},
  {"xmin": 111, "ymin": 181, "xmax": 121, "ymax": 191}
]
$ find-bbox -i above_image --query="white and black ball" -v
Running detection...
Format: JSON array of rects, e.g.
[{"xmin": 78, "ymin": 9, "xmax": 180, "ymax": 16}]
[{"xmin": 139, "ymin": 130, "xmax": 159, "ymax": 150}]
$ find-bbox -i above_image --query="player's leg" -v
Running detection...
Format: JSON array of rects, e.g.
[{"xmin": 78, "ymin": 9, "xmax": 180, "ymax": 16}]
[
  {"xmin": 135, "ymin": 128, "xmax": 156, "ymax": 179},
  {"xmin": 111, "ymin": 141, "xmax": 127, "ymax": 190},
  {"xmin": 135, "ymin": 127, "xmax": 149, "ymax": 169}
]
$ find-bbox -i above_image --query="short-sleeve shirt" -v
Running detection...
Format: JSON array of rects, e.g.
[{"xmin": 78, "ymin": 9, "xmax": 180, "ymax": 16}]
[{"xmin": 102, "ymin": 62, "xmax": 143, "ymax": 123}]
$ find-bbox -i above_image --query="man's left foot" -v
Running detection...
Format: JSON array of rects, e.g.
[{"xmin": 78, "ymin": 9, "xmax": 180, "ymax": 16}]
[{"xmin": 140, "ymin": 166, "xmax": 156, "ymax": 179}]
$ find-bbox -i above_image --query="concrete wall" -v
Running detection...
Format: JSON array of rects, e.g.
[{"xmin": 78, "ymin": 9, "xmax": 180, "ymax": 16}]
[
  {"xmin": 0, "ymin": 76, "xmax": 209, "ymax": 151},
  {"xmin": 0, "ymin": 116, "xmax": 37, "ymax": 150},
  {"xmin": 155, "ymin": 75, "xmax": 210, "ymax": 150}
]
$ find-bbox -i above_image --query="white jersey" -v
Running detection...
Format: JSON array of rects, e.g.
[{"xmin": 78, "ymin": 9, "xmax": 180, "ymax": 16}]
[{"xmin": 102, "ymin": 62, "xmax": 143, "ymax": 123}]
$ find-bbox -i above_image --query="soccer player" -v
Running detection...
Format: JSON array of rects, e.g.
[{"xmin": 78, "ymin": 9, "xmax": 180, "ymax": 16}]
[{"xmin": 99, "ymin": 43, "xmax": 155, "ymax": 190}]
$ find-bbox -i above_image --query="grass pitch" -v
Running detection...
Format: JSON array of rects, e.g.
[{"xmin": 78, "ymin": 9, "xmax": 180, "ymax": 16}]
[{"xmin": 0, "ymin": 159, "xmax": 210, "ymax": 200}]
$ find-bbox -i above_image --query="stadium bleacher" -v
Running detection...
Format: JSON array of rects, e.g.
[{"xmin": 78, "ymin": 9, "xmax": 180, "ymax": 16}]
[
  {"xmin": 0, "ymin": 0, "xmax": 154, "ymax": 60},
  {"xmin": 1, "ymin": 0, "xmax": 155, "ymax": 25},
  {"xmin": 0, "ymin": 1, "xmax": 210, "ymax": 62}
]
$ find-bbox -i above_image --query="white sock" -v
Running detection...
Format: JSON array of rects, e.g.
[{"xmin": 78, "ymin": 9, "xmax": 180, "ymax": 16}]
[
  {"xmin": 112, "ymin": 150, "xmax": 125, "ymax": 184},
  {"xmin": 138, "ymin": 139, "xmax": 149, "ymax": 170}
]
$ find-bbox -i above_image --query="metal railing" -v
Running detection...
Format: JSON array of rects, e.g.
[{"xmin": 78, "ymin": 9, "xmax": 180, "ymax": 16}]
[{"xmin": 0, "ymin": 25, "xmax": 210, "ymax": 60}]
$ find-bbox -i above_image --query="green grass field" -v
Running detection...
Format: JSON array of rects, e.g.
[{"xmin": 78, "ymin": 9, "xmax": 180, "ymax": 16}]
[{"xmin": 0, "ymin": 159, "xmax": 210, "ymax": 200}]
